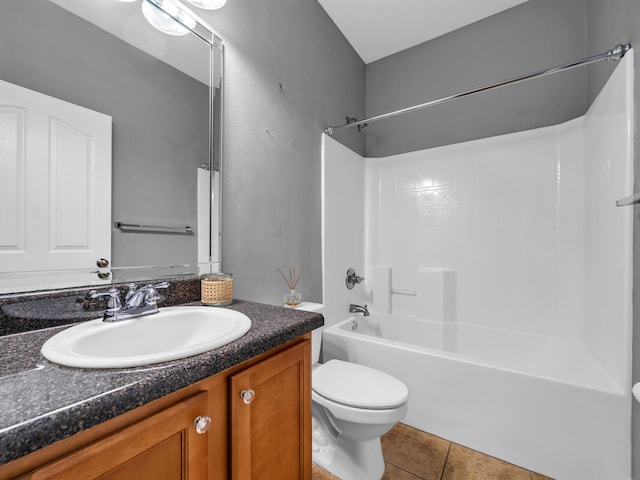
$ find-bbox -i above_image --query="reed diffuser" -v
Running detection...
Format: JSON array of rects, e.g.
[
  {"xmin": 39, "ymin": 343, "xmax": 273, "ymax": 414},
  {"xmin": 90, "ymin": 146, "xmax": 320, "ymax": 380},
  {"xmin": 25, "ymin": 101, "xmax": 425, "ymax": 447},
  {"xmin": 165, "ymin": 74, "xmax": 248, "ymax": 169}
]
[{"xmin": 279, "ymin": 267, "xmax": 303, "ymax": 306}]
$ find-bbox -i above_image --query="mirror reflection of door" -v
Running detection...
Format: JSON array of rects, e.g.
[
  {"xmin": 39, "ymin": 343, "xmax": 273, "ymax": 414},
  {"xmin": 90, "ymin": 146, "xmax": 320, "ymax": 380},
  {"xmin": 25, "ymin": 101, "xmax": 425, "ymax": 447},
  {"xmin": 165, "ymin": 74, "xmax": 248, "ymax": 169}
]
[{"xmin": 0, "ymin": 78, "xmax": 111, "ymax": 275}]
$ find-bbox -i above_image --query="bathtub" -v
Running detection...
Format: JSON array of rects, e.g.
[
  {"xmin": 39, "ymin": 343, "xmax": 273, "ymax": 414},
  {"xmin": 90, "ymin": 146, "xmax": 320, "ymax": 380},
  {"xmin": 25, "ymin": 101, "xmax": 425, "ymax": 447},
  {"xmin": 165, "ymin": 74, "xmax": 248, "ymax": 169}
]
[{"xmin": 321, "ymin": 314, "xmax": 630, "ymax": 480}]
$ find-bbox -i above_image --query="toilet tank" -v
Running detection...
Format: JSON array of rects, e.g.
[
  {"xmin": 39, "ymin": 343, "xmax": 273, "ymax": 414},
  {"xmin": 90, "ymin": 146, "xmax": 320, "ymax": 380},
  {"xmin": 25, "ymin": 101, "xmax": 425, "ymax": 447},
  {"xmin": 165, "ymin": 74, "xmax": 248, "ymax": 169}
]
[{"xmin": 290, "ymin": 302, "xmax": 324, "ymax": 364}]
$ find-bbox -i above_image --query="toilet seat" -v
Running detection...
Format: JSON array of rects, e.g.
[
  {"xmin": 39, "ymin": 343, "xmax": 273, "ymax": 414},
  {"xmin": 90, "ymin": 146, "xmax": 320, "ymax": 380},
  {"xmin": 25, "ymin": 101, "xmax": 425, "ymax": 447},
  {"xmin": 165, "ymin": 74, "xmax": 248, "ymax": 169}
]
[
  {"xmin": 313, "ymin": 359, "xmax": 408, "ymax": 409},
  {"xmin": 312, "ymin": 389, "xmax": 408, "ymax": 426}
]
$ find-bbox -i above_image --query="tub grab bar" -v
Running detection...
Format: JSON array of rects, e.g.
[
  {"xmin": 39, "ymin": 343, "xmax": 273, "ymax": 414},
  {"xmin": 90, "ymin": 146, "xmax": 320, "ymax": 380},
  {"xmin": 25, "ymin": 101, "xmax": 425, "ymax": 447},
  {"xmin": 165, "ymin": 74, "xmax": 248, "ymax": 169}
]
[{"xmin": 391, "ymin": 289, "xmax": 417, "ymax": 296}]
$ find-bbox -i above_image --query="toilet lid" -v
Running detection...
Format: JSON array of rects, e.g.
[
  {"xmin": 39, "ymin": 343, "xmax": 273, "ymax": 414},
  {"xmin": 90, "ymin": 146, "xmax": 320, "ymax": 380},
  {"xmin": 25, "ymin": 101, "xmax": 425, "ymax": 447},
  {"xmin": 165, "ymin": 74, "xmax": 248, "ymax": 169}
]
[{"xmin": 313, "ymin": 359, "xmax": 408, "ymax": 409}]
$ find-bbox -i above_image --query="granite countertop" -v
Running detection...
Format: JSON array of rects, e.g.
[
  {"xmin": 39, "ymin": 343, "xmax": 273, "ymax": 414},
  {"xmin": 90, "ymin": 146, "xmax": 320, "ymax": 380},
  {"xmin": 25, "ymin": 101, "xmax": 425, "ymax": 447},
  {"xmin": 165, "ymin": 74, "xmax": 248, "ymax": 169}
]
[{"xmin": 0, "ymin": 300, "xmax": 323, "ymax": 466}]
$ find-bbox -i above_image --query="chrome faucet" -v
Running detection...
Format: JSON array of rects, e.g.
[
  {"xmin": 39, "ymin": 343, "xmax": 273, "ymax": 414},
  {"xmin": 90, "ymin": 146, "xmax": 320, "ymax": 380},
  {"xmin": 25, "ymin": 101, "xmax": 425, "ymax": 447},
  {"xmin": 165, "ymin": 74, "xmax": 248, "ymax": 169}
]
[
  {"xmin": 89, "ymin": 282, "xmax": 169, "ymax": 322},
  {"xmin": 349, "ymin": 304, "xmax": 370, "ymax": 316}
]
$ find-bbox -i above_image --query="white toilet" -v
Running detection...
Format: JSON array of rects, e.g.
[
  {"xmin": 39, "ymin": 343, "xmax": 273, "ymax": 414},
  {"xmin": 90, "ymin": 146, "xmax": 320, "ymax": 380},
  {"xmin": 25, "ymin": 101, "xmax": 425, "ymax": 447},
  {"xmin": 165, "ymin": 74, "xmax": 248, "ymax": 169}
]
[{"xmin": 295, "ymin": 303, "xmax": 408, "ymax": 480}]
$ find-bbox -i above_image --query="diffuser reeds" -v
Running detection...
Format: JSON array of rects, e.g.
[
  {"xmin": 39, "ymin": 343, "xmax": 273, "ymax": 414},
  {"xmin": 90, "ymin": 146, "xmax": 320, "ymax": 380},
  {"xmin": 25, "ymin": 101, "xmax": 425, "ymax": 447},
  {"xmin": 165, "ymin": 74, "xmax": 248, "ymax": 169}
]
[{"xmin": 279, "ymin": 266, "xmax": 304, "ymax": 291}]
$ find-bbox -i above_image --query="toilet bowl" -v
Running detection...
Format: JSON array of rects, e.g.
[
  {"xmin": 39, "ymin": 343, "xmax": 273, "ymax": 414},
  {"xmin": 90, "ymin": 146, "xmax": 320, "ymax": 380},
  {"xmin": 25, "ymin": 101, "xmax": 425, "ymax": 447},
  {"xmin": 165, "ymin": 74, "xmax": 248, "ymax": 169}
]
[
  {"xmin": 293, "ymin": 302, "xmax": 409, "ymax": 480},
  {"xmin": 312, "ymin": 359, "xmax": 408, "ymax": 479}
]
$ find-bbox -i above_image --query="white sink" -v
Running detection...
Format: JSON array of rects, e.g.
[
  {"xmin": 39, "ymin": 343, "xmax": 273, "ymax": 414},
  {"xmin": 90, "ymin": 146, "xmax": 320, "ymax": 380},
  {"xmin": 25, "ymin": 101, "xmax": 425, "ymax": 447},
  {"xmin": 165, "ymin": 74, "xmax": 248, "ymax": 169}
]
[{"xmin": 41, "ymin": 306, "xmax": 251, "ymax": 369}]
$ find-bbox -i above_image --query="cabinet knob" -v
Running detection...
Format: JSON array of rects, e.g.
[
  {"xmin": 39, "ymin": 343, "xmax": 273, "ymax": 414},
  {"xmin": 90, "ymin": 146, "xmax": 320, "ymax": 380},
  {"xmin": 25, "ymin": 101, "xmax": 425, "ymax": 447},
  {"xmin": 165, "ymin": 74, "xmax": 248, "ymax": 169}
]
[
  {"xmin": 240, "ymin": 389, "xmax": 255, "ymax": 404},
  {"xmin": 194, "ymin": 415, "xmax": 212, "ymax": 434}
]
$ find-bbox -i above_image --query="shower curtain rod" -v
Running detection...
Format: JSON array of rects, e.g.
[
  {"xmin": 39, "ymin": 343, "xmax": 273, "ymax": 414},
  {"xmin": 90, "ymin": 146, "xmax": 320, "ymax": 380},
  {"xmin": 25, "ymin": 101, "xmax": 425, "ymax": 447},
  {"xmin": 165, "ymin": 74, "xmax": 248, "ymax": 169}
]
[{"xmin": 323, "ymin": 43, "xmax": 632, "ymax": 136}]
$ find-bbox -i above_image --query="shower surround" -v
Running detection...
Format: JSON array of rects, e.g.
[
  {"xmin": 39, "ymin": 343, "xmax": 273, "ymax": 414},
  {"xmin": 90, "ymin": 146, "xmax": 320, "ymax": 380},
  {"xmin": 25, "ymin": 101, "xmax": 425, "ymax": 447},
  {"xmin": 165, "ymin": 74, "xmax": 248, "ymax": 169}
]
[{"xmin": 321, "ymin": 54, "xmax": 633, "ymax": 479}]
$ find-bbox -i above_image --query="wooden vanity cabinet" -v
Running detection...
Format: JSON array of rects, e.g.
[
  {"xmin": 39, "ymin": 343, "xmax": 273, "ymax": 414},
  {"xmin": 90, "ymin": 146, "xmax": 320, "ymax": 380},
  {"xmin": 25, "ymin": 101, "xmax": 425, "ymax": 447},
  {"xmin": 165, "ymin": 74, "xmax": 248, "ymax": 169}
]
[
  {"xmin": 20, "ymin": 392, "xmax": 210, "ymax": 480},
  {"xmin": 230, "ymin": 340, "xmax": 311, "ymax": 480},
  {"xmin": 1, "ymin": 334, "xmax": 311, "ymax": 480}
]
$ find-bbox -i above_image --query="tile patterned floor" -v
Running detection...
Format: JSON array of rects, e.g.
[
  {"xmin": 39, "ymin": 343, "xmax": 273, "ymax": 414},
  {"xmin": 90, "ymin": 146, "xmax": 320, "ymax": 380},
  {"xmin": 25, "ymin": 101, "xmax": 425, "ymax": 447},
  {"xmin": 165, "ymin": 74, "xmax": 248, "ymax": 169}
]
[{"xmin": 311, "ymin": 423, "xmax": 554, "ymax": 480}]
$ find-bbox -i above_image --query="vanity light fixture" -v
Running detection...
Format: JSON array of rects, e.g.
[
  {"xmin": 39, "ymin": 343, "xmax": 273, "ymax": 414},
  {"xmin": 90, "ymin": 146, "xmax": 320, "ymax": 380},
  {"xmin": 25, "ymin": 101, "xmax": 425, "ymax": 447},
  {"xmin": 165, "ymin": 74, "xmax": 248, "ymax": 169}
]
[
  {"xmin": 141, "ymin": 0, "xmax": 197, "ymax": 36},
  {"xmin": 184, "ymin": 0, "xmax": 227, "ymax": 10}
]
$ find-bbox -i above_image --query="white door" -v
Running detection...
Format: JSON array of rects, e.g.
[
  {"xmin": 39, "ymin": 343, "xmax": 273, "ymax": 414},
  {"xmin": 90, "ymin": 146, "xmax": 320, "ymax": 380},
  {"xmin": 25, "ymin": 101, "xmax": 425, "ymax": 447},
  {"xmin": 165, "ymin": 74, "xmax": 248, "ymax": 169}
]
[{"xmin": 0, "ymin": 78, "xmax": 112, "ymax": 274}]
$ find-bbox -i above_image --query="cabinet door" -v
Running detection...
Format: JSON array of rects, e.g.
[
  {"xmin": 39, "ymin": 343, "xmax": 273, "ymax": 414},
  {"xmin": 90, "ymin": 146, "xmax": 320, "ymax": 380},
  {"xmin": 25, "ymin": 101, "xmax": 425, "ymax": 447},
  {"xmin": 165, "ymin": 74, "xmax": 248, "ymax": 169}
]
[
  {"xmin": 21, "ymin": 392, "xmax": 209, "ymax": 480},
  {"xmin": 230, "ymin": 341, "xmax": 311, "ymax": 480}
]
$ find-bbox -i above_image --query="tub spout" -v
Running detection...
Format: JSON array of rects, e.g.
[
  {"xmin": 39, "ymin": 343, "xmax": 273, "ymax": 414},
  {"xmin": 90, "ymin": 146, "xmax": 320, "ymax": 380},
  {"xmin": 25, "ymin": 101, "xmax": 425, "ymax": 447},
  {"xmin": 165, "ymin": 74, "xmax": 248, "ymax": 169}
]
[{"xmin": 349, "ymin": 304, "xmax": 369, "ymax": 316}]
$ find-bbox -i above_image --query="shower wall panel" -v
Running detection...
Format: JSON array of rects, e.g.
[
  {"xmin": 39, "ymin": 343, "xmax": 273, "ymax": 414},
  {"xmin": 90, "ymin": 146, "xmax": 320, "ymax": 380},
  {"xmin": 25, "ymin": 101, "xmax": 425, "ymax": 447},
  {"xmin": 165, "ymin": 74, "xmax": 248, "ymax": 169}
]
[{"xmin": 365, "ymin": 121, "xmax": 586, "ymax": 341}]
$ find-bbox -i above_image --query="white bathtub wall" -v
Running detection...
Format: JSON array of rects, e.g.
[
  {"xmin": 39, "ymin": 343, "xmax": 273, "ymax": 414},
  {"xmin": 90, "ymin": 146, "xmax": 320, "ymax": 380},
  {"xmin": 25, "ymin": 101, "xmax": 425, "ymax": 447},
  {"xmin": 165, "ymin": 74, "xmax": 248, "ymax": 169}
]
[
  {"xmin": 321, "ymin": 134, "xmax": 367, "ymax": 327},
  {"xmin": 365, "ymin": 119, "xmax": 586, "ymax": 341},
  {"xmin": 582, "ymin": 53, "xmax": 634, "ymax": 390}
]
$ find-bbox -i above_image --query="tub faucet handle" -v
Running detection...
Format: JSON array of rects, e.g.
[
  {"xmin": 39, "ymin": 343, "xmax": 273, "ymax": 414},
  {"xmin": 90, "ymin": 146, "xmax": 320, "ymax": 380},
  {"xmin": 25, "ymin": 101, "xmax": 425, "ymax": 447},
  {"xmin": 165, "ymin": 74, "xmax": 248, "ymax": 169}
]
[{"xmin": 346, "ymin": 268, "xmax": 364, "ymax": 290}]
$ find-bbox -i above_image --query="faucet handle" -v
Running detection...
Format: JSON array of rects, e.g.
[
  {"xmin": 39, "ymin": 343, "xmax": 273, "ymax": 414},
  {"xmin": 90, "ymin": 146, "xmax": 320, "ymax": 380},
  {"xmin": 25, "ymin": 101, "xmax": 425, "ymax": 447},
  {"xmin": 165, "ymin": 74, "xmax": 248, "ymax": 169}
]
[
  {"xmin": 89, "ymin": 288, "xmax": 122, "ymax": 313},
  {"xmin": 345, "ymin": 268, "xmax": 364, "ymax": 290},
  {"xmin": 143, "ymin": 288, "xmax": 162, "ymax": 307},
  {"xmin": 140, "ymin": 282, "xmax": 169, "ymax": 307},
  {"xmin": 125, "ymin": 283, "xmax": 137, "ymax": 302}
]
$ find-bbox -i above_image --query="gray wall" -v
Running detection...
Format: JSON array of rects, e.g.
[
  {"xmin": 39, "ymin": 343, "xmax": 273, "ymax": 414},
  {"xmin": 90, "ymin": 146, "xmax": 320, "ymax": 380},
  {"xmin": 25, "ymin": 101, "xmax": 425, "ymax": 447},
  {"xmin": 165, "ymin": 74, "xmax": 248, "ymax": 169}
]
[
  {"xmin": 365, "ymin": 0, "xmax": 588, "ymax": 157},
  {"xmin": 207, "ymin": 0, "xmax": 365, "ymax": 304},
  {"xmin": 586, "ymin": 1, "xmax": 640, "ymax": 477},
  {"xmin": 0, "ymin": 0, "xmax": 209, "ymax": 268}
]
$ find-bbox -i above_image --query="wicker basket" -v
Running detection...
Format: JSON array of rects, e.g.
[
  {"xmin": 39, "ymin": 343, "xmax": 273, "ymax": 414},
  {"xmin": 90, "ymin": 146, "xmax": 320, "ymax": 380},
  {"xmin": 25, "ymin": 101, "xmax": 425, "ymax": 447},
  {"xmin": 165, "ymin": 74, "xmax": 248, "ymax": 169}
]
[{"xmin": 201, "ymin": 274, "xmax": 233, "ymax": 306}]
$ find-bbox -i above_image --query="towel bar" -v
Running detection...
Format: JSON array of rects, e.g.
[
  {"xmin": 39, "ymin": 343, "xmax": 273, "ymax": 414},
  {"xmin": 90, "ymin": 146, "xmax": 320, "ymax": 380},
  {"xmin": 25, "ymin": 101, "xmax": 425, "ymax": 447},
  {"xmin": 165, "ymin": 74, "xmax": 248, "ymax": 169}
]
[
  {"xmin": 114, "ymin": 222, "xmax": 193, "ymax": 234},
  {"xmin": 615, "ymin": 193, "xmax": 640, "ymax": 207}
]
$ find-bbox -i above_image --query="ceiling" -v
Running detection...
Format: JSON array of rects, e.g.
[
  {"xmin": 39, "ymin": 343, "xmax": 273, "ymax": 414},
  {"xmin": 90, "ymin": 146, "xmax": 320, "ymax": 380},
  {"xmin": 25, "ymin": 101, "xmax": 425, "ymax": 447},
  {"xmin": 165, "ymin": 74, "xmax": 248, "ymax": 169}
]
[
  {"xmin": 54, "ymin": 0, "xmax": 531, "ymax": 73},
  {"xmin": 317, "ymin": 0, "xmax": 530, "ymax": 64}
]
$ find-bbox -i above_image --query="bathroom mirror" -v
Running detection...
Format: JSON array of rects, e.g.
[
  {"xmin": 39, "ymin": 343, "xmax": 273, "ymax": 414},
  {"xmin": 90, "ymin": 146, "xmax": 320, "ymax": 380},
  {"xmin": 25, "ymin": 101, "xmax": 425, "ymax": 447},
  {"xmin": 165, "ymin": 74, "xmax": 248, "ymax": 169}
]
[{"xmin": 0, "ymin": 0, "xmax": 223, "ymax": 293}]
